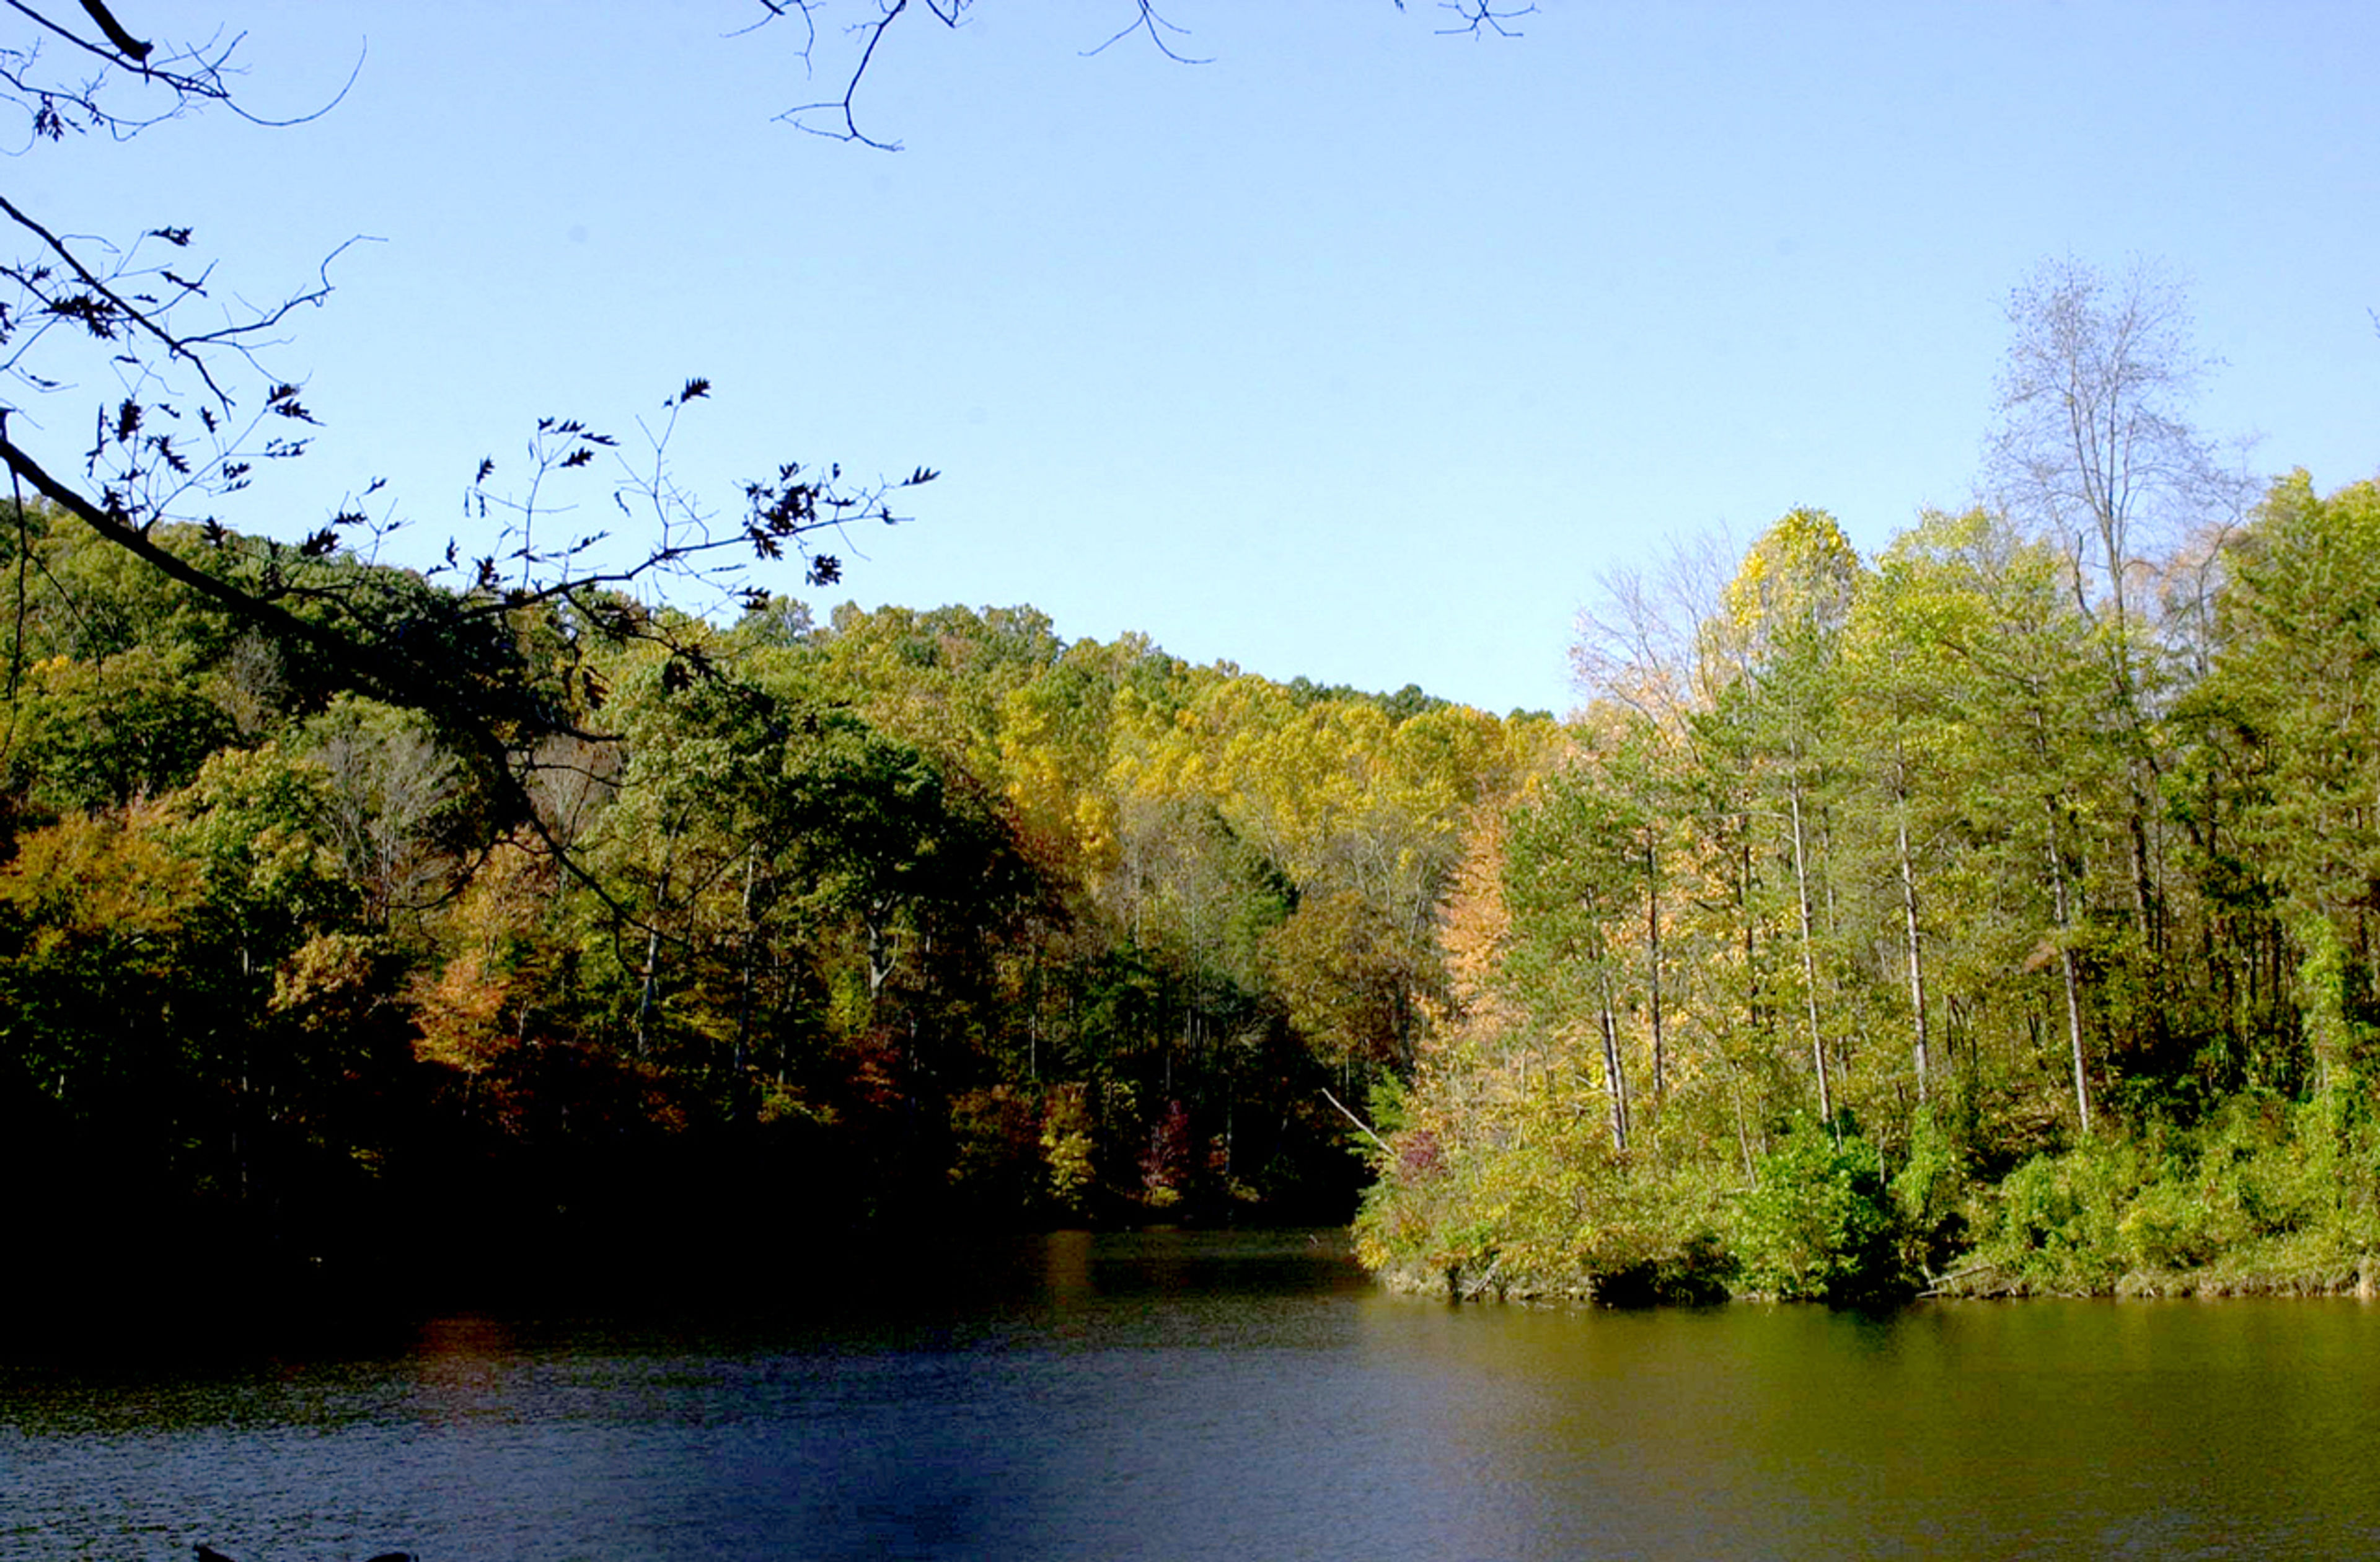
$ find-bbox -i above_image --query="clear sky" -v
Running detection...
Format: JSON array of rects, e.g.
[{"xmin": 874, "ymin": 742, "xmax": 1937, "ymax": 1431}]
[{"xmin": 19, "ymin": 1, "xmax": 2380, "ymax": 716}]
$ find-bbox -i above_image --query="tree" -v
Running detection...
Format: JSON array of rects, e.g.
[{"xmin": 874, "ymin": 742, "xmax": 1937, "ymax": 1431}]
[
  {"xmin": 1501, "ymin": 765, "xmax": 1654, "ymax": 1150},
  {"xmin": 2203, "ymin": 473, "xmax": 2380, "ymax": 1088},
  {"xmin": 1987, "ymin": 256, "xmax": 2250, "ymax": 974},
  {"xmin": 1715, "ymin": 508, "xmax": 1863, "ymax": 1134},
  {"xmin": 1864, "ymin": 508, "xmax": 2115, "ymax": 1137},
  {"xmin": 1988, "ymin": 257, "xmax": 2237, "ymax": 633}
]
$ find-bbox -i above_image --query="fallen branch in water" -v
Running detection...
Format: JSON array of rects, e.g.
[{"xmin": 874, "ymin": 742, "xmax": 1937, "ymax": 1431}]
[
  {"xmin": 1458, "ymin": 1253, "xmax": 1507, "ymax": 1302},
  {"xmin": 1918, "ymin": 1262, "xmax": 1998, "ymax": 1298}
]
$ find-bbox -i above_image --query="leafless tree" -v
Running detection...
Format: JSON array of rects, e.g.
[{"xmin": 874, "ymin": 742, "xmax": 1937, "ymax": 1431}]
[
  {"xmin": 1986, "ymin": 255, "xmax": 2249, "ymax": 644},
  {"xmin": 1985, "ymin": 255, "xmax": 2254, "ymax": 974},
  {"xmin": 1570, "ymin": 527, "xmax": 1737, "ymax": 739}
]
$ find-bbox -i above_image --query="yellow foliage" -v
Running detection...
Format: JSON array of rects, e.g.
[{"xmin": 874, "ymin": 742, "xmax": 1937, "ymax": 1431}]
[
  {"xmin": 756, "ymin": 1080, "xmax": 832, "ymax": 1127},
  {"xmin": 407, "ymin": 837, "xmax": 550, "ymax": 1073},
  {"xmin": 1721, "ymin": 505, "xmax": 1862, "ymax": 643},
  {"xmin": 1433, "ymin": 812, "xmax": 1524, "ymax": 1049},
  {"xmin": 271, "ymin": 930, "xmax": 384, "ymax": 1031},
  {"xmin": 0, "ymin": 803, "xmax": 200, "ymax": 956}
]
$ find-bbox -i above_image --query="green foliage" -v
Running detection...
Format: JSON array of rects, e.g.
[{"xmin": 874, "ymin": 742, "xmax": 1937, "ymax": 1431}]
[
  {"xmin": 1367, "ymin": 462, "xmax": 2380, "ymax": 1307},
  {"xmin": 1983, "ymin": 1140, "xmax": 2136, "ymax": 1292},
  {"xmin": 12, "ymin": 644, "xmax": 234, "ymax": 814},
  {"xmin": 1890, "ymin": 1105, "xmax": 1971, "ymax": 1276},
  {"xmin": 1350, "ymin": 1041, "xmax": 1735, "ymax": 1304},
  {"xmin": 1730, "ymin": 1120, "xmax": 1910, "ymax": 1305},
  {"xmin": 0, "ymin": 501, "xmax": 1554, "ymax": 1266},
  {"xmin": 1956, "ymin": 1089, "xmax": 2380, "ymax": 1295}
]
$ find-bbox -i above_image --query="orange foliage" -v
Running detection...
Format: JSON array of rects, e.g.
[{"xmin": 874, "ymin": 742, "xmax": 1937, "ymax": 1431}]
[
  {"xmin": 407, "ymin": 837, "xmax": 550, "ymax": 1073},
  {"xmin": 1431, "ymin": 811, "xmax": 1522, "ymax": 1051}
]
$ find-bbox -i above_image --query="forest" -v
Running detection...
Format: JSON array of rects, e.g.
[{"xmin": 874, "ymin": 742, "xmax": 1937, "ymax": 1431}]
[
  {"xmin": 7, "ymin": 245, "xmax": 2379, "ymax": 1313},
  {"xmin": 0, "ymin": 498, "xmax": 1554, "ymax": 1294},
  {"xmin": 1359, "ymin": 368, "xmax": 2380, "ymax": 1305},
  {"xmin": 17, "ymin": 3, "xmax": 2374, "ymax": 1319},
  {"xmin": 1357, "ymin": 464, "xmax": 2380, "ymax": 1306}
]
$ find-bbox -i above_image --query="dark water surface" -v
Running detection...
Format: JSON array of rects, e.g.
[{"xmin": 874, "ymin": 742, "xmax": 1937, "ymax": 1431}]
[{"xmin": 7, "ymin": 1230, "xmax": 2379, "ymax": 1560}]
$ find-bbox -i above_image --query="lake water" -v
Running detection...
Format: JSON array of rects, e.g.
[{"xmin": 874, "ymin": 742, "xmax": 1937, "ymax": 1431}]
[{"xmin": 6, "ymin": 1229, "xmax": 2379, "ymax": 1560}]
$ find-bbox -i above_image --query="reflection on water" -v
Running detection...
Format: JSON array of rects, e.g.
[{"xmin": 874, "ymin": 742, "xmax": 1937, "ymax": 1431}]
[
  {"xmin": 1355, "ymin": 1299, "xmax": 2380, "ymax": 1558},
  {"xmin": 6, "ymin": 1232, "xmax": 2380, "ymax": 1560}
]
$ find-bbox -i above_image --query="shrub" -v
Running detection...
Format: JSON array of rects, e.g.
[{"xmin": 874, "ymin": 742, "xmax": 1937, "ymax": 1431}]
[
  {"xmin": 1978, "ymin": 1137, "xmax": 2138, "ymax": 1292},
  {"xmin": 1891, "ymin": 1105, "xmax": 1972, "ymax": 1278},
  {"xmin": 1730, "ymin": 1119, "xmax": 1910, "ymax": 1305},
  {"xmin": 2115, "ymin": 1177, "xmax": 2234, "ymax": 1270}
]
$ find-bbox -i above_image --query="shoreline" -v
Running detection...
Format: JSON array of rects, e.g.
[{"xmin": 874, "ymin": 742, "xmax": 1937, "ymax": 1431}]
[{"xmin": 1365, "ymin": 1251, "xmax": 2380, "ymax": 1306}]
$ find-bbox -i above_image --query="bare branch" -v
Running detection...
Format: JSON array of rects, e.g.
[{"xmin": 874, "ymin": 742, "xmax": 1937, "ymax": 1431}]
[
  {"xmin": 1437, "ymin": 1, "xmax": 1533, "ymax": 39},
  {"xmin": 1986, "ymin": 255, "xmax": 2249, "ymax": 639},
  {"xmin": 769, "ymin": 0, "xmax": 928, "ymax": 151},
  {"xmin": 755, "ymin": 2, "xmax": 1501, "ymax": 147},
  {"xmin": 1083, "ymin": 4, "xmax": 1210, "ymax": 66}
]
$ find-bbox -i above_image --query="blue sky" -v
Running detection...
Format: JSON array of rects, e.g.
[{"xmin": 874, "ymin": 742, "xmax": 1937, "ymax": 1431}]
[{"xmin": 19, "ymin": 2, "xmax": 2379, "ymax": 715}]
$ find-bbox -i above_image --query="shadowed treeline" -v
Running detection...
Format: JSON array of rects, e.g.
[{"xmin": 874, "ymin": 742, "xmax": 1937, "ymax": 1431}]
[{"xmin": 0, "ymin": 505, "xmax": 1552, "ymax": 1320}]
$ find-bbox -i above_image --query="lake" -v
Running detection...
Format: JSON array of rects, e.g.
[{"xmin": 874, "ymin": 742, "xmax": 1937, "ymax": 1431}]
[{"xmin": 6, "ymin": 1229, "xmax": 2379, "ymax": 1560}]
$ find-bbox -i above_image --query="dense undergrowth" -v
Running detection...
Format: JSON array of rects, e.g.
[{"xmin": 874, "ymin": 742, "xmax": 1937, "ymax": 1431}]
[{"xmin": 1356, "ymin": 1080, "xmax": 2380, "ymax": 1306}]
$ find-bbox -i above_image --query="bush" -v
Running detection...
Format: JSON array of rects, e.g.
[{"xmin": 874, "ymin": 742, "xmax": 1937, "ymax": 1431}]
[
  {"xmin": 1981, "ymin": 1141, "xmax": 2131, "ymax": 1291},
  {"xmin": 1730, "ymin": 1119, "xmax": 1911, "ymax": 1305},
  {"xmin": 1040, "ymin": 1083, "xmax": 1096, "ymax": 1215},
  {"xmin": 1891, "ymin": 1105, "xmax": 1972, "ymax": 1278},
  {"xmin": 2115, "ymin": 1177, "xmax": 2234, "ymax": 1270}
]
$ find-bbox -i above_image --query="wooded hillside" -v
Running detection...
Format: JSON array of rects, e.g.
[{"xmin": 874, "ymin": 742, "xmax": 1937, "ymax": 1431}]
[{"xmin": 0, "ymin": 507, "xmax": 1549, "ymax": 1288}]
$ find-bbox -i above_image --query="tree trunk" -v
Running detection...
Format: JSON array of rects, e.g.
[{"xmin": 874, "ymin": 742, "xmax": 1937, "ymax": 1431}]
[
  {"xmin": 2043, "ymin": 798, "xmax": 2092, "ymax": 1135},
  {"xmin": 1895, "ymin": 775, "xmax": 1930, "ymax": 1104},
  {"xmin": 1789, "ymin": 778, "xmax": 1834, "ymax": 1136},
  {"xmin": 1596, "ymin": 966, "xmax": 1629, "ymax": 1152},
  {"xmin": 865, "ymin": 899, "xmax": 894, "ymax": 1003},
  {"xmin": 635, "ymin": 823, "xmax": 681, "ymax": 1059},
  {"xmin": 1645, "ymin": 833, "xmax": 1665, "ymax": 1103},
  {"xmin": 733, "ymin": 844, "xmax": 759, "ymax": 1080},
  {"xmin": 633, "ymin": 924, "xmax": 662, "ymax": 1059}
]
